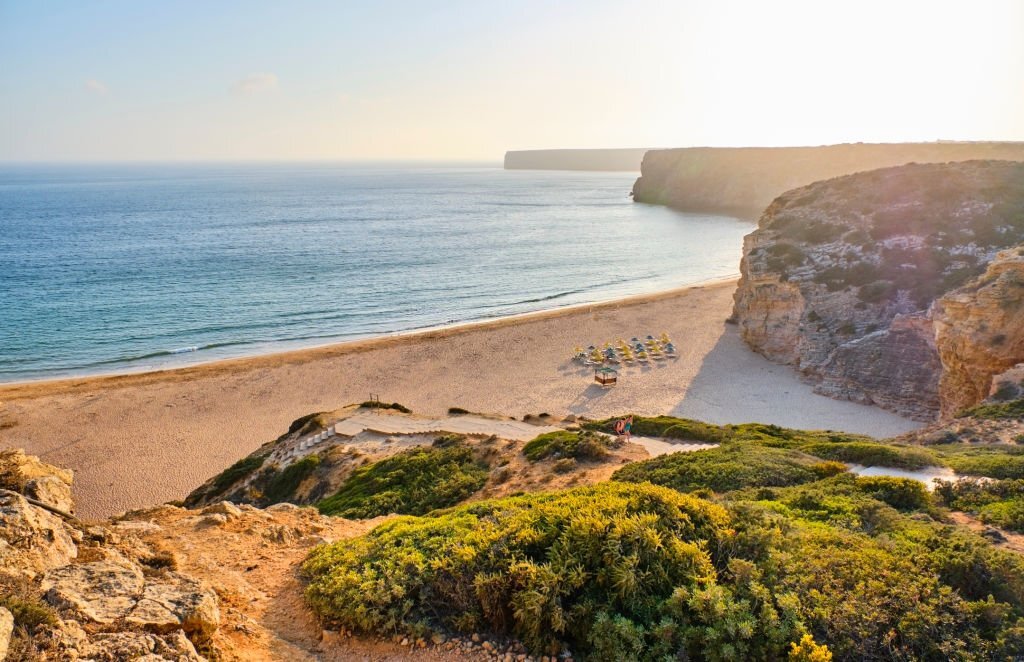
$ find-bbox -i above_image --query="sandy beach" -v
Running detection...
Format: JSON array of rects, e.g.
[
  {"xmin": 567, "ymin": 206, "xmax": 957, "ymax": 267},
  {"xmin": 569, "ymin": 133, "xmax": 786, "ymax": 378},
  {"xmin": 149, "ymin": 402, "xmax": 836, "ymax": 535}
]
[{"xmin": 0, "ymin": 279, "xmax": 920, "ymax": 519}]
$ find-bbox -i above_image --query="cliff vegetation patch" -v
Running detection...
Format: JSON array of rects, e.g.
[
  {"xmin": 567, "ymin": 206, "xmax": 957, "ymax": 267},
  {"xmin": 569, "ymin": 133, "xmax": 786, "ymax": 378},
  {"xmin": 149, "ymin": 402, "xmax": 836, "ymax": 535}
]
[{"xmin": 316, "ymin": 438, "xmax": 488, "ymax": 518}]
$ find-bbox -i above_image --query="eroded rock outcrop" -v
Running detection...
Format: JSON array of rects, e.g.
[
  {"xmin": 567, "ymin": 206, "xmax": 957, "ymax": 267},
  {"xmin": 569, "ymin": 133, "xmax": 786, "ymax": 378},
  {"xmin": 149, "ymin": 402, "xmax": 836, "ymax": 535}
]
[
  {"xmin": 0, "ymin": 450, "xmax": 224, "ymax": 661},
  {"xmin": 42, "ymin": 559, "xmax": 219, "ymax": 635},
  {"xmin": 933, "ymin": 249, "xmax": 1024, "ymax": 416},
  {"xmin": 733, "ymin": 161, "xmax": 1024, "ymax": 419},
  {"xmin": 0, "ymin": 491, "xmax": 78, "ymax": 578}
]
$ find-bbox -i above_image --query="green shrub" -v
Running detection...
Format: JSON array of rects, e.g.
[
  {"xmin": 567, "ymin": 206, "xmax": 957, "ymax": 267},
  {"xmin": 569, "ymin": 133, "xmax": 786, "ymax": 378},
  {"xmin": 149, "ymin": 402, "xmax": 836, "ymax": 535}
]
[
  {"xmin": 798, "ymin": 441, "xmax": 936, "ymax": 469},
  {"xmin": 960, "ymin": 398, "xmax": 1024, "ymax": 420},
  {"xmin": 553, "ymin": 458, "xmax": 577, "ymax": 474},
  {"xmin": 1, "ymin": 596, "xmax": 57, "ymax": 631},
  {"xmin": 304, "ymin": 478, "xmax": 1024, "ymax": 660},
  {"xmin": 613, "ymin": 445, "xmax": 834, "ymax": 493},
  {"xmin": 304, "ymin": 482, "xmax": 734, "ymax": 657},
  {"xmin": 317, "ymin": 444, "xmax": 488, "ymax": 518},
  {"xmin": 934, "ymin": 444, "xmax": 1024, "ymax": 479},
  {"xmin": 209, "ymin": 454, "xmax": 265, "ymax": 496},
  {"xmin": 855, "ymin": 476, "xmax": 931, "ymax": 510},
  {"xmin": 522, "ymin": 430, "xmax": 613, "ymax": 462},
  {"xmin": 857, "ymin": 280, "xmax": 895, "ymax": 303},
  {"xmin": 263, "ymin": 454, "xmax": 321, "ymax": 504},
  {"xmin": 585, "ymin": 415, "xmax": 727, "ymax": 443},
  {"xmin": 936, "ymin": 478, "xmax": 1024, "ymax": 532},
  {"xmin": 286, "ymin": 411, "xmax": 332, "ymax": 436}
]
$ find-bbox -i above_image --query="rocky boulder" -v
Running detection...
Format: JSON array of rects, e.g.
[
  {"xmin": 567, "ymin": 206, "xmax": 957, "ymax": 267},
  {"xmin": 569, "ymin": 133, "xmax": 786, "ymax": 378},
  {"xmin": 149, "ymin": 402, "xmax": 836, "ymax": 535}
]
[
  {"xmin": 49, "ymin": 623, "xmax": 204, "ymax": 662},
  {"xmin": 933, "ymin": 249, "xmax": 1024, "ymax": 416},
  {"xmin": 0, "ymin": 491, "xmax": 77, "ymax": 578},
  {"xmin": 24, "ymin": 475, "xmax": 75, "ymax": 515},
  {"xmin": 42, "ymin": 559, "xmax": 219, "ymax": 636},
  {"xmin": 733, "ymin": 161, "xmax": 1024, "ymax": 420}
]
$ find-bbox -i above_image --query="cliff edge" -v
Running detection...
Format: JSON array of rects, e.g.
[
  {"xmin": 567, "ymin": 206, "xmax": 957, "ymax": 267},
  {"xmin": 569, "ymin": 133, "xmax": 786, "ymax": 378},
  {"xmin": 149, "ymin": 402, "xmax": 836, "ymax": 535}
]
[
  {"xmin": 632, "ymin": 142, "xmax": 1024, "ymax": 218},
  {"xmin": 732, "ymin": 160, "xmax": 1024, "ymax": 420}
]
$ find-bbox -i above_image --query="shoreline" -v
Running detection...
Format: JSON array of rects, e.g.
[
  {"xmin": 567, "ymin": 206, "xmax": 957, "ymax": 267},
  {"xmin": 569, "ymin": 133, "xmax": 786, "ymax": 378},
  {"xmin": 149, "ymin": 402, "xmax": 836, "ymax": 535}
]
[
  {"xmin": 0, "ymin": 278, "xmax": 921, "ymax": 519},
  {"xmin": 0, "ymin": 275, "xmax": 739, "ymax": 399}
]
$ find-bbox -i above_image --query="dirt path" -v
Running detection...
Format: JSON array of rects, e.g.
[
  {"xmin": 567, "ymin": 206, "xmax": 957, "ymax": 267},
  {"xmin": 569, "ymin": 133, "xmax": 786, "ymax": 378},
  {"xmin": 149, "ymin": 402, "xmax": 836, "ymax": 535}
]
[
  {"xmin": 948, "ymin": 511, "xmax": 1024, "ymax": 554},
  {"xmin": 121, "ymin": 503, "xmax": 491, "ymax": 661}
]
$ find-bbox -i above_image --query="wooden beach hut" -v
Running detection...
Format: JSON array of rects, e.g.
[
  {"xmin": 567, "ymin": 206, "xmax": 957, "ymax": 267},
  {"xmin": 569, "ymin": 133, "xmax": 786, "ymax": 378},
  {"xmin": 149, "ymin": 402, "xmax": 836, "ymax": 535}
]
[{"xmin": 594, "ymin": 366, "xmax": 618, "ymax": 386}]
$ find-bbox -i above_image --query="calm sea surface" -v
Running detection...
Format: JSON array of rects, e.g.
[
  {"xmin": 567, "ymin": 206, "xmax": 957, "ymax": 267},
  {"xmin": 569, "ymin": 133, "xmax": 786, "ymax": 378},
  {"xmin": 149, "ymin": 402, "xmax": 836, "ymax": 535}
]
[{"xmin": 0, "ymin": 163, "xmax": 753, "ymax": 382}]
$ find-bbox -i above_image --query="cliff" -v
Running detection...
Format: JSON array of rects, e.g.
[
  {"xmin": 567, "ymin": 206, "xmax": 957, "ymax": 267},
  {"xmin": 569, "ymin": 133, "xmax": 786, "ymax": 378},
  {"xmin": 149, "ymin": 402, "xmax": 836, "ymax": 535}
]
[
  {"xmin": 632, "ymin": 142, "xmax": 1024, "ymax": 218},
  {"xmin": 732, "ymin": 160, "xmax": 1024, "ymax": 420},
  {"xmin": 503, "ymin": 148, "xmax": 648, "ymax": 171}
]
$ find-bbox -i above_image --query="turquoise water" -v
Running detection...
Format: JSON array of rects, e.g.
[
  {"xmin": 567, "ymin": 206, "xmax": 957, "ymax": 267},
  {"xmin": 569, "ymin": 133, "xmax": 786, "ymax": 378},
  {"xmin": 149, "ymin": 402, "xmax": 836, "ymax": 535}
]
[{"xmin": 0, "ymin": 164, "xmax": 752, "ymax": 382}]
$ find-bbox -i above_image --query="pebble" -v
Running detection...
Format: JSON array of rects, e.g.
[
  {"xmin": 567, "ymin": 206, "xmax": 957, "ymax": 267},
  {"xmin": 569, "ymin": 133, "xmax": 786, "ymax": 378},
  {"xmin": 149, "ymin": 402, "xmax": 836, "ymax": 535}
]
[{"xmin": 198, "ymin": 513, "xmax": 228, "ymax": 527}]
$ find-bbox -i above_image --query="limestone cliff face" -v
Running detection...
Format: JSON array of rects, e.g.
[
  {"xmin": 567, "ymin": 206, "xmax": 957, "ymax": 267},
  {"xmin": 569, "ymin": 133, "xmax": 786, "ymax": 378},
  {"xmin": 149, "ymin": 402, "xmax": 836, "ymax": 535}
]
[
  {"xmin": 633, "ymin": 142, "xmax": 1024, "ymax": 219},
  {"xmin": 732, "ymin": 229, "xmax": 805, "ymax": 363},
  {"xmin": 933, "ymin": 249, "xmax": 1024, "ymax": 416},
  {"xmin": 732, "ymin": 161, "xmax": 1024, "ymax": 420}
]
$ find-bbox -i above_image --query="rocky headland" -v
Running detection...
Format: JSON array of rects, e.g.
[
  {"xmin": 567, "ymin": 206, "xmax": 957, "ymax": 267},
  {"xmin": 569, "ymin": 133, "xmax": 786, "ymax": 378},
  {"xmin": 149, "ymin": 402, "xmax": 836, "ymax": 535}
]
[
  {"xmin": 632, "ymin": 142, "xmax": 1024, "ymax": 218},
  {"xmin": 732, "ymin": 160, "xmax": 1024, "ymax": 420}
]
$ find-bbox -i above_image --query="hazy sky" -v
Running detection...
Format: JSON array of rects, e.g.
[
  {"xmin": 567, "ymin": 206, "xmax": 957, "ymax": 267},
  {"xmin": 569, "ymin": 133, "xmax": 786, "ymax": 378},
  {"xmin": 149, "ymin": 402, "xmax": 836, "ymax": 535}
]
[{"xmin": 2, "ymin": 0, "xmax": 1023, "ymax": 161}]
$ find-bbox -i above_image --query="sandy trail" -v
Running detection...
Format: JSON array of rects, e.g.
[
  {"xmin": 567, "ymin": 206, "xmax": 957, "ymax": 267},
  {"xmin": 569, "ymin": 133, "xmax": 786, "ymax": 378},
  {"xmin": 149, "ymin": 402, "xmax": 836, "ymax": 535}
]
[{"xmin": 0, "ymin": 280, "xmax": 919, "ymax": 518}]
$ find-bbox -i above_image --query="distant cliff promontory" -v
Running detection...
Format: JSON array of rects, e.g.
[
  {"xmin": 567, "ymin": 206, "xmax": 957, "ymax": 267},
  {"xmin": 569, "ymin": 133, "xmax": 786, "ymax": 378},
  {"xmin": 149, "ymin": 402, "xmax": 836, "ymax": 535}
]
[
  {"xmin": 633, "ymin": 142, "xmax": 1024, "ymax": 218},
  {"xmin": 732, "ymin": 160, "xmax": 1024, "ymax": 420},
  {"xmin": 504, "ymin": 148, "xmax": 649, "ymax": 171}
]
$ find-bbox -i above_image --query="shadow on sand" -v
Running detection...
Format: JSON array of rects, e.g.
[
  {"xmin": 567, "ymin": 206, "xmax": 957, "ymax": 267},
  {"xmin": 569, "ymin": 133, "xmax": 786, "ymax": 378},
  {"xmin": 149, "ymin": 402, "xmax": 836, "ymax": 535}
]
[{"xmin": 668, "ymin": 324, "xmax": 920, "ymax": 438}]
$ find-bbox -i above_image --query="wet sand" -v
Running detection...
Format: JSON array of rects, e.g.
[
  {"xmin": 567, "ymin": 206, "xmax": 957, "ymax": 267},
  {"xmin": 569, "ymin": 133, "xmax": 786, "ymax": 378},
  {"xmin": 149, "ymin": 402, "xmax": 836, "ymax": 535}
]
[{"xmin": 0, "ymin": 279, "xmax": 920, "ymax": 518}]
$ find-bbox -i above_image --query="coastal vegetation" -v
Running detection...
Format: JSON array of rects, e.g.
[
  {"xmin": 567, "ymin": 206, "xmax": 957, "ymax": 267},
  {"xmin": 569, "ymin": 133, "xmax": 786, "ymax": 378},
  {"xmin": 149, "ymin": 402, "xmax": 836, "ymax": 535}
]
[
  {"xmin": 960, "ymin": 397, "xmax": 1024, "ymax": 421},
  {"xmin": 931, "ymin": 443, "xmax": 1024, "ymax": 480},
  {"xmin": 303, "ymin": 476, "xmax": 1024, "ymax": 660},
  {"xmin": 937, "ymin": 478, "xmax": 1024, "ymax": 532},
  {"xmin": 262, "ymin": 454, "xmax": 321, "ymax": 504},
  {"xmin": 585, "ymin": 416, "xmax": 870, "ymax": 448},
  {"xmin": 204, "ymin": 454, "xmax": 265, "ymax": 500},
  {"xmin": 796, "ymin": 441, "xmax": 935, "ymax": 469},
  {"xmin": 522, "ymin": 430, "xmax": 617, "ymax": 462},
  {"xmin": 612, "ymin": 444, "xmax": 843, "ymax": 492},
  {"xmin": 316, "ymin": 438, "xmax": 488, "ymax": 518}
]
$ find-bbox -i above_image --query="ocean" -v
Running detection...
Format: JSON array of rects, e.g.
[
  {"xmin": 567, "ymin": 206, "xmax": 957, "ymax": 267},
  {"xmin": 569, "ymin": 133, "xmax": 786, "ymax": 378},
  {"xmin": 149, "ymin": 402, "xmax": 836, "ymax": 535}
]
[{"xmin": 0, "ymin": 163, "xmax": 753, "ymax": 382}]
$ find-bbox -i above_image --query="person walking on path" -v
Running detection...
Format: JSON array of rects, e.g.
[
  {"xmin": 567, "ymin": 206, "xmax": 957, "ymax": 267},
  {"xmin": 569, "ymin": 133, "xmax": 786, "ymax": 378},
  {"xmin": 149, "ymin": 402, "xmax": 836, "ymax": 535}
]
[{"xmin": 614, "ymin": 415, "xmax": 634, "ymax": 442}]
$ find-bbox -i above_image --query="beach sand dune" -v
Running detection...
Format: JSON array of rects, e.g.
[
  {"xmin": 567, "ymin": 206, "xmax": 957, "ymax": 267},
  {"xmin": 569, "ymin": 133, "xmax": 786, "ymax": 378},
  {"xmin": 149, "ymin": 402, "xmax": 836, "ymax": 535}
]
[{"xmin": 0, "ymin": 280, "xmax": 919, "ymax": 518}]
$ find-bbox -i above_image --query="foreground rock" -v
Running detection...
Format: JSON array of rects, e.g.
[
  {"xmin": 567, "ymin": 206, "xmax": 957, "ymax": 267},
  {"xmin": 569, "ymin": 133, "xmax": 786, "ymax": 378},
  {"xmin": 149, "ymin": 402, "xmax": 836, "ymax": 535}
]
[
  {"xmin": 0, "ymin": 450, "xmax": 223, "ymax": 660},
  {"xmin": 0, "ymin": 449, "xmax": 412, "ymax": 661},
  {"xmin": 42, "ymin": 559, "xmax": 219, "ymax": 635},
  {"xmin": 0, "ymin": 492, "xmax": 78, "ymax": 578},
  {"xmin": 0, "ymin": 448, "xmax": 75, "ymax": 513},
  {"xmin": 732, "ymin": 161, "xmax": 1024, "ymax": 420},
  {"xmin": 933, "ymin": 249, "xmax": 1024, "ymax": 416}
]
